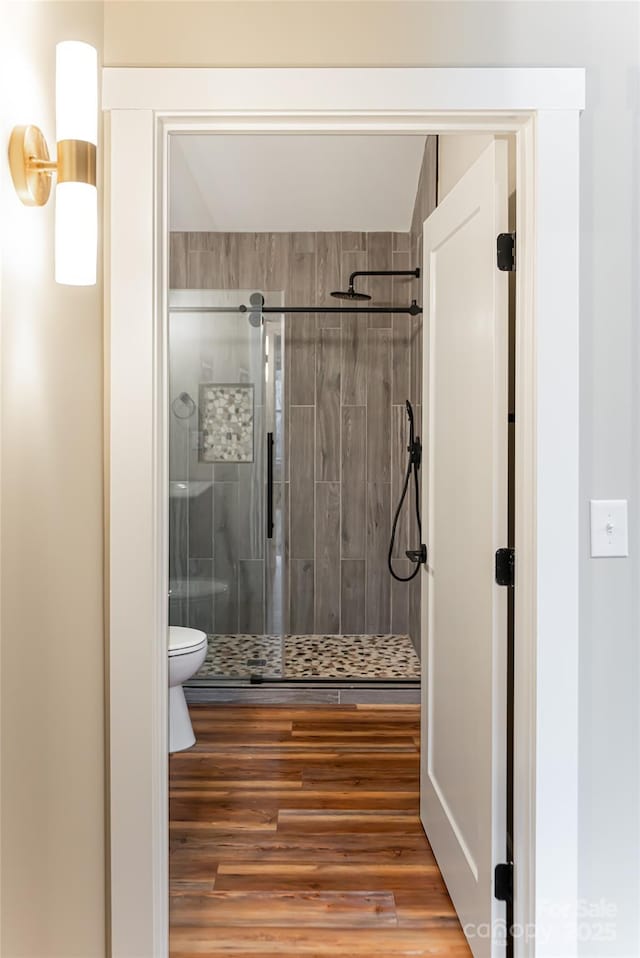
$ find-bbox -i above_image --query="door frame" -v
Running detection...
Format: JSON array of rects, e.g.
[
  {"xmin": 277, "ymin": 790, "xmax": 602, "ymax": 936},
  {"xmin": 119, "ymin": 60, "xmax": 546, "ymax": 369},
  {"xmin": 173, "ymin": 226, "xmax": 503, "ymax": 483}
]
[{"xmin": 103, "ymin": 67, "xmax": 584, "ymax": 958}]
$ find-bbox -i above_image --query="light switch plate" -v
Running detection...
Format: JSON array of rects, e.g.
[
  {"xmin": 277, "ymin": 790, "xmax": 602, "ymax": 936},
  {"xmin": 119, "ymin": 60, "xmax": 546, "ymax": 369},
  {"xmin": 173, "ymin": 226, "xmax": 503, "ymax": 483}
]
[{"xmin": 590, "ymin": 499, "xmax": 629, "ymax": 557}]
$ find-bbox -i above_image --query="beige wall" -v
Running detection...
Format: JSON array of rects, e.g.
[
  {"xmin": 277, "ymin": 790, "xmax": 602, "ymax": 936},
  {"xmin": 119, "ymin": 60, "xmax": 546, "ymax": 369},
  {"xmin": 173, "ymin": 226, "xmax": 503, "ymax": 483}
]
[
  {"xmin": 103, "ymin": 4, "xmax": 640, "ymax": 956},
  {"xmin": 437, "ymin": 134, "xmax": 516, "ymax": 202},
  {"xmin": 0, "ymin": 3, "xmax": 105, "ymax": 956},
  {"xmin": 408, "ymin": 136, "xmax": 437, "ymax": 652},
  {"xmin": 438, "ymin": 135, "xmax": 493, "ymax": 201}
]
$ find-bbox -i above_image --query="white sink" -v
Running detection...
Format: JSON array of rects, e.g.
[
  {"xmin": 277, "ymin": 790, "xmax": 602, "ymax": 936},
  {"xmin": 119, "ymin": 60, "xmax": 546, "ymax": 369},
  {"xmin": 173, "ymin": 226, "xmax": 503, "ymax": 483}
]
[
  {"xmin": 169, "ymin": 578, "xmax": 229, "ymax": 599},
  {"xmin": 170, "ymin": 480, "xmax": 213, "ymax": 499}
]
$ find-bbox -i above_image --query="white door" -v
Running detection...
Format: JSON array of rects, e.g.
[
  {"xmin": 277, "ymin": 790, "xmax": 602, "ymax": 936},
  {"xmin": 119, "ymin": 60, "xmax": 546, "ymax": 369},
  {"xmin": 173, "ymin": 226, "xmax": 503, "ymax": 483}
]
[{"xmin": 420, "ymin": 140, "xmax": 509, "ymax": 958}]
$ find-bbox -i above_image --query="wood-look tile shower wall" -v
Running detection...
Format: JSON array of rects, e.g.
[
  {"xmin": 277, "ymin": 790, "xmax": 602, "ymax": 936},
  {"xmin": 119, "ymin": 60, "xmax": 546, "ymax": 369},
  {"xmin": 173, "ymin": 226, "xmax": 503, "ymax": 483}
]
[{"xmin": 169, "ymin": 136, "xmax": 436, "ymax": 641}]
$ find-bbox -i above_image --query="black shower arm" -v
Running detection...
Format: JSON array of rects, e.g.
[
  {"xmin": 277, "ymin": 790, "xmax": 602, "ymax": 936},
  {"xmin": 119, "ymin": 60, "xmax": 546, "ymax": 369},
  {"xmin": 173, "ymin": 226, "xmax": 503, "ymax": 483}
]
[{"xmin": 348, "ymin": 267, "xmax": 420, "ymax": 286}]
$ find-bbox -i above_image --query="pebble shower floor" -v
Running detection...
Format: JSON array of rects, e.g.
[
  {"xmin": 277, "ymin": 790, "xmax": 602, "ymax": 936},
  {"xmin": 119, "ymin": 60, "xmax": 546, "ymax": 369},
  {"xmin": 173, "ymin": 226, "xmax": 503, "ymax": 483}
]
[{"xmin": 195, "ymin": 634, "xmax": 421, "ymax": 680}]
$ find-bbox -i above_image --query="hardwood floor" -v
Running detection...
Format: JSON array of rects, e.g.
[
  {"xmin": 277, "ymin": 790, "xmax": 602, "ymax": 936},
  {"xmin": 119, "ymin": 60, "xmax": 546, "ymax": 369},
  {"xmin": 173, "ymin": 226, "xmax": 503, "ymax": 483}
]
[{"xmin": 169, "ymin": 704, "xmax": 471, "ymax": 957}]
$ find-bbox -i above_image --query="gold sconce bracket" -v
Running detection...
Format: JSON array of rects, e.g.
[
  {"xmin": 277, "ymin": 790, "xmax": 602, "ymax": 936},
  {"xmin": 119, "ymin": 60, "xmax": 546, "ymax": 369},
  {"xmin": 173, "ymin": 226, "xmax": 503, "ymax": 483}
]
[
  {"xmin": 9, "ymin": 125, "xmax": 55, "ymax": 206},
  {"xmin": 9, "ymin": 125, "xmax": 96, "ymax": 207}
]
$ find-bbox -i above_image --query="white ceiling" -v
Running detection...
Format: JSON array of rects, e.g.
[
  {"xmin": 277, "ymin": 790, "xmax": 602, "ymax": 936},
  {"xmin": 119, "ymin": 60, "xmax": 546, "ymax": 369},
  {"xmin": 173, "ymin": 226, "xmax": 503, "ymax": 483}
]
[{"xmin": 169, "ymin": 134, "xmax": 427, "ymax": 233}]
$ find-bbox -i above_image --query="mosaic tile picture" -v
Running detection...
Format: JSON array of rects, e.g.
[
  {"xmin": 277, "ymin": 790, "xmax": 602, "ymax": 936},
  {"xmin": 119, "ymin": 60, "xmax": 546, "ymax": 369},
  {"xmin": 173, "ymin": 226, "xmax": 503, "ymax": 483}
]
[
  {"xmin": 194, "ymin": 633, "xmax": 421, "ymax": 680},
  {"xmin": 199, "ymin": 383, "xmax": 254, "ymax": 463}
]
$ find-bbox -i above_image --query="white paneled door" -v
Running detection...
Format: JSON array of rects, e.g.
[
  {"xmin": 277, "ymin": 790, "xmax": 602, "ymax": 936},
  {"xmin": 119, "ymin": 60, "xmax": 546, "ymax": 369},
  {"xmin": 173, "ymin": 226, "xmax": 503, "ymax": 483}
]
[{"xmin": 420, "ymin": 141, "xmax": 510, "ymax": 958}]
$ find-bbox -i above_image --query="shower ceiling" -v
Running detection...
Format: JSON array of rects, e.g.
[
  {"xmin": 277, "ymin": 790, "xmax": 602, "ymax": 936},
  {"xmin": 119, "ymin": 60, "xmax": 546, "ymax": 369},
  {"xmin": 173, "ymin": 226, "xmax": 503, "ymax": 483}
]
[{"xmin": 170, "ymin": 133, "xmax": 427, "ymax": 233}]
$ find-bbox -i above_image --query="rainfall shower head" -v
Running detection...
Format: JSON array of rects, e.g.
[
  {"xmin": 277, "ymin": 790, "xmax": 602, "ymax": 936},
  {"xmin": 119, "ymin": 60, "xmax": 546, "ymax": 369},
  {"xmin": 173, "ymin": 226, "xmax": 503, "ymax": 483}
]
[
  {"xmin": 330, "ymin": 285, "xmax": 371, "ymax": 301},
  {"xmin": 331, "ymin": 267, "xmax": 420, "ymax": 303}
]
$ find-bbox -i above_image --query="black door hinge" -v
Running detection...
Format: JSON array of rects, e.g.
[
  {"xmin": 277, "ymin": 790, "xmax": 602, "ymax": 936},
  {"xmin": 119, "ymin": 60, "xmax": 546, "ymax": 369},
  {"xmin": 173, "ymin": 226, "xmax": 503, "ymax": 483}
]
[
  {"xmin": 497, "ymin": 232, "xmax": 516, "ymax": 271},
  {"xmin": 495, "ymin": 548, "xmax": 515, "ymax": 587},
  {"xmin": 495, "ymin": 862, "xmax": 514, "ymax": 904}
]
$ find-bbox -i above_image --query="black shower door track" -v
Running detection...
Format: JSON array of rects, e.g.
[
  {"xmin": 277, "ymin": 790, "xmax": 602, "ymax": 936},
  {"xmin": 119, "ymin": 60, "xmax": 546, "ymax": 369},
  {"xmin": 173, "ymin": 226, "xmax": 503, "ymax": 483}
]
[
  {"xmin": 261, "ymin": 305, "xmax": 423, "ymax": 315},
  {"xmin": 171, "ymin": 304, "xmax": 423, "ymax": 315}
]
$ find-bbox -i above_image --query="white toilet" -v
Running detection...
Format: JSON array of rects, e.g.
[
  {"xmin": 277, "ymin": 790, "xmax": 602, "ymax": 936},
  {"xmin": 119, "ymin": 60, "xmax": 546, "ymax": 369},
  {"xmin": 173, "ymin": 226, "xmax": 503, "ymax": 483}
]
[{"xmin": 168, "ymin": 626, "xmax": 207, "ymax": 753}]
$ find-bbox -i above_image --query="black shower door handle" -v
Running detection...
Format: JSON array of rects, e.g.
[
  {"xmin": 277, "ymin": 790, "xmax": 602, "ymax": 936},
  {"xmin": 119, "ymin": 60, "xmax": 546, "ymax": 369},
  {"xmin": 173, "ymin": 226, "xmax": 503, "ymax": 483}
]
[{"xmin": 266, "ymin": 431, "xmax": 274, "ymax": 539}]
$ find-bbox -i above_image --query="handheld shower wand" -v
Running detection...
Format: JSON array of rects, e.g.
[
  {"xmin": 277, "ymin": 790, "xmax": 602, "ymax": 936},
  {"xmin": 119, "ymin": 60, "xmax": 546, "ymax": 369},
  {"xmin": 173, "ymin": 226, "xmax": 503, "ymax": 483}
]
[{"xmin": 388, "ymin": 400, "xmax": 427, "ymax": 582}]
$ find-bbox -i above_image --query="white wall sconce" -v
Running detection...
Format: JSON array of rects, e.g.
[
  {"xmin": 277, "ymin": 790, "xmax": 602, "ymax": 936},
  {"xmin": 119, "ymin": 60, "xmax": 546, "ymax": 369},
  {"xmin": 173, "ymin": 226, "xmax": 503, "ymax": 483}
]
[{"xmin": 8, "ymin": 41, "xmax": 98, "ymax": 286}]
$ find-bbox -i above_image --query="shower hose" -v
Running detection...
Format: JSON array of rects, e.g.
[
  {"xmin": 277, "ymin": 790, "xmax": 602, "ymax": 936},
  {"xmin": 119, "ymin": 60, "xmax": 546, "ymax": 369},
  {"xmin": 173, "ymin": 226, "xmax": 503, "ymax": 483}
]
[{"xmin": 388, "ymin": 400, "xmax": 427, "ymax": 583}]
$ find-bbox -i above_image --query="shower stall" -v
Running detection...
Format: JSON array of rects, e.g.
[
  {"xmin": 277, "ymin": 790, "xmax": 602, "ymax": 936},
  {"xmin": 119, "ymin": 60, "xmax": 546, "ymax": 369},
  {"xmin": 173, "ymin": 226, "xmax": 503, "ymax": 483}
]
[{"xmin": 168, "ymin": 232, "xmax": 425, "ymax": 685}]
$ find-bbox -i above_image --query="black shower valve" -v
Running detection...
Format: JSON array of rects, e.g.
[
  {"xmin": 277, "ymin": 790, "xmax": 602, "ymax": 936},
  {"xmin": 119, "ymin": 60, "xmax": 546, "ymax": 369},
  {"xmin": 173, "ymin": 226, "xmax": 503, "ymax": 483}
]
[{"xmin": 409, "ymin": 436, "xmax": 422, "ymax": 468}]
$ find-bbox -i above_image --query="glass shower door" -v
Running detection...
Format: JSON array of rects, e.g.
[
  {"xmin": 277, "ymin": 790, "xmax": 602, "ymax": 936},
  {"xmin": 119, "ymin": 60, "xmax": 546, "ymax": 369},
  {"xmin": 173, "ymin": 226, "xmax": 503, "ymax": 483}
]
[{"xmin": 168, "ymin": 289, "xmax": 285, "ymax": 681}]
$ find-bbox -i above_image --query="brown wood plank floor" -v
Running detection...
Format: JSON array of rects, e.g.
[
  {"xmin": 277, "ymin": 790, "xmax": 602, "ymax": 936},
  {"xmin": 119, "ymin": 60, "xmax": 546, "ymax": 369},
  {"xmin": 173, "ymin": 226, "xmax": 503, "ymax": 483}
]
[{"xmin": 170, "ymin": 704, "xmax": 471, "ymax": 957}]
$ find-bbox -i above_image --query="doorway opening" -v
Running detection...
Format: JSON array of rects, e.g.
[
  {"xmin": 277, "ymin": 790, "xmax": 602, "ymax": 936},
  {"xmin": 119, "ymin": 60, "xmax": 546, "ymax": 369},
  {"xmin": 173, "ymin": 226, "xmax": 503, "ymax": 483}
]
[
  {"xmin": 166, "ymin": 130, "xmax": 514, "ymax": 958},
  {"xmin": 104, "ymin": 65, "xmax": 583, "ymax": 958}
]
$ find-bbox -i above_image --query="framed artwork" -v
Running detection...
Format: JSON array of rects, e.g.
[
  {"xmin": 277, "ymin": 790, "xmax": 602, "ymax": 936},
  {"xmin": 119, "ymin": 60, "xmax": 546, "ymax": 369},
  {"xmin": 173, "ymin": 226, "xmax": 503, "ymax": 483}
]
[{"xmin": 198, "ymin": 383, "xmax": 255, "ymax": 463}]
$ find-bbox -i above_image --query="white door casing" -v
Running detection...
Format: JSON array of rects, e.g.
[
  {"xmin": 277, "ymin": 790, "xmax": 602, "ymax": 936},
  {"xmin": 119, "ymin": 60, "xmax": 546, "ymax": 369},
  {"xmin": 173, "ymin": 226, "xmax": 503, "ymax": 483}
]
[
  {"xmin": 103, "ymin": 68, "xmax": 583, "ymax": 958},
  {"xmin": 420, "ymin": 141, "xmax": 509, "ymax": 957}
]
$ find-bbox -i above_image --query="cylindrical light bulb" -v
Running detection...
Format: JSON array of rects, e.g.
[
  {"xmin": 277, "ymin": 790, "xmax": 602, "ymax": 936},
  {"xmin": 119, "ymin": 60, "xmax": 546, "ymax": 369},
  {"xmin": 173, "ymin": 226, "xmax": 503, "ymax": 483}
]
[
  {"xmin": 55, "ymin": 182, "xmax": 97, "ymax": 286},
  {"xmin": 55, "ymin": 41, "xmax": 97, "ymax": 285},
  {"xmin": 56, "ymin": 41, "xmax": 97, "ymax": 144}
]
